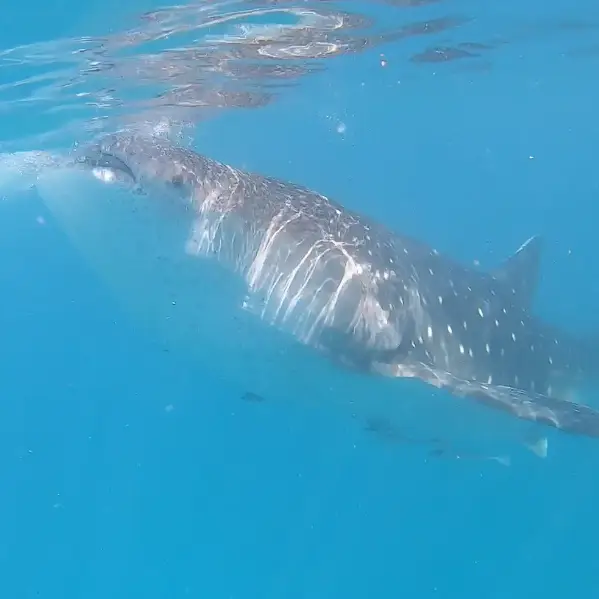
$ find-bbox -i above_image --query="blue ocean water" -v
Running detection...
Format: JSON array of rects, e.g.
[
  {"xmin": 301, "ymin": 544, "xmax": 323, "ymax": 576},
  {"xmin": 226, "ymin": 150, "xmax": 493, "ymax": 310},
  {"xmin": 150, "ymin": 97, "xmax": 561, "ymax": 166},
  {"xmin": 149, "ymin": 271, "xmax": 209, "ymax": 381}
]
[{"xmin": 1, "ymin": 0, "xmax": 599, "ymax": 597}]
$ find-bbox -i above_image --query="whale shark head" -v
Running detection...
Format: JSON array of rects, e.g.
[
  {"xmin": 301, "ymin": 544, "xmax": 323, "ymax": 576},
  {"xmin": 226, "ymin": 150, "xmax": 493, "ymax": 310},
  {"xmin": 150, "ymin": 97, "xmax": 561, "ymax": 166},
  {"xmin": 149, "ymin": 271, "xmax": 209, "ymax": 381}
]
[{"xmin": 74, "ymin": 134, "xmax": 208, "ymax": 201}]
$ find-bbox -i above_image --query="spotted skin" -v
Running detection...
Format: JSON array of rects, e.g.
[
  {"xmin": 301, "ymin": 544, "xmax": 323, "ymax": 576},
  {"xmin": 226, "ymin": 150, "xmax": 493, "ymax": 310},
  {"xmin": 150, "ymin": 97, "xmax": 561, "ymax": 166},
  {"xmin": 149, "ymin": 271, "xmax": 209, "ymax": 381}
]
[{"xmin": 75, "ymin": 133, "xmax": 599, "ymax": 439}]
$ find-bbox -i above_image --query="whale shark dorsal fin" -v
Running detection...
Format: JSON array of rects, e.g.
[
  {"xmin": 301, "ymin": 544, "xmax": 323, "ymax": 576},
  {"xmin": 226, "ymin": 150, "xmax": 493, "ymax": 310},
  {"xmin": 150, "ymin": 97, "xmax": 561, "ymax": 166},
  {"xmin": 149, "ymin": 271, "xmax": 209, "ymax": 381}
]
[{"xmin": 491, "ymin": 235, "xmax": 543, "ymax": 307}]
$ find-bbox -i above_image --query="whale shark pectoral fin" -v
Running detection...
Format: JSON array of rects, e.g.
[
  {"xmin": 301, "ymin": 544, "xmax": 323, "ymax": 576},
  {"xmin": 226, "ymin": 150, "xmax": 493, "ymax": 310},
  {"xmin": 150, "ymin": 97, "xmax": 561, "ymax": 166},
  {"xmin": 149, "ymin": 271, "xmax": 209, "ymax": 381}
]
[
  {"xmin": 491, "ymin": 234, "xmax": 543, "ymax": 307},
  {"xmin": 453, "ymin": 380, "xmax": 599, "ymax": 440}
]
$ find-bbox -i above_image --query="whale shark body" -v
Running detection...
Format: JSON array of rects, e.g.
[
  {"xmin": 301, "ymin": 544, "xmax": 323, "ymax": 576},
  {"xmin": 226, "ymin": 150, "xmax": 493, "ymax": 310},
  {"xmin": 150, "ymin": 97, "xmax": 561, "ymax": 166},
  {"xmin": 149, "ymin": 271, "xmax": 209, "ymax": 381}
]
[
  {"xmin": 6, "ymin": 132, "xmax": 599, "ymax": 458},
  {"xmin": 70, "ymin": 133, "xmax": 599, "ymax": 442}
]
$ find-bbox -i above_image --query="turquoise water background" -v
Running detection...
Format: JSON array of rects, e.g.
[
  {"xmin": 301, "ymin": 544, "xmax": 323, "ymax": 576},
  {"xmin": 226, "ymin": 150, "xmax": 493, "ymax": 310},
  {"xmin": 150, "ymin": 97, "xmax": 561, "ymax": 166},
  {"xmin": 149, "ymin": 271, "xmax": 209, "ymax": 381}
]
[{"xmin": 2, "ymin": 0, "xmax": 599, "ymax": 597}]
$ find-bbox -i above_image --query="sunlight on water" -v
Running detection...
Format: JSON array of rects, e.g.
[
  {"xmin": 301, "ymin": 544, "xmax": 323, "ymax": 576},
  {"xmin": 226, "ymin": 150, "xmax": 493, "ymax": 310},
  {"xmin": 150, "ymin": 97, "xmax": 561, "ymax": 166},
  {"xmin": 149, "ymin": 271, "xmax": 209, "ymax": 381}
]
[{"xmin": 1, "ymin": 0, "xmax": 596, "ymax": 150}]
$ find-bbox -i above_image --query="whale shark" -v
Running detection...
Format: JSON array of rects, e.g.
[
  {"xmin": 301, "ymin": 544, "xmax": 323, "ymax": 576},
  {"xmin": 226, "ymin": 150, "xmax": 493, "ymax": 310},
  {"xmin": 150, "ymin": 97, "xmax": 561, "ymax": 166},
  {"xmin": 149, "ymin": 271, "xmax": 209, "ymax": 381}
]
[
  {"xmin": 3, "ymin": 131, "xmax": 599, "ymax": 458},
  {"xmin": 63, "ymin": 132, "xmax": 599, "ymax": 443}
]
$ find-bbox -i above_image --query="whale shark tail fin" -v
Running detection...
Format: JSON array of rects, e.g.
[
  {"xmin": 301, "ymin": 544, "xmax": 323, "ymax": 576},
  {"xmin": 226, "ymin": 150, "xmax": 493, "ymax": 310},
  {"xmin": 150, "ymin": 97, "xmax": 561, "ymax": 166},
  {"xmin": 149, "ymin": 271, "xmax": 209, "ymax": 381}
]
[{"xmin": 491, "ymin": 235, "xmax": 543, "ymax": 308}]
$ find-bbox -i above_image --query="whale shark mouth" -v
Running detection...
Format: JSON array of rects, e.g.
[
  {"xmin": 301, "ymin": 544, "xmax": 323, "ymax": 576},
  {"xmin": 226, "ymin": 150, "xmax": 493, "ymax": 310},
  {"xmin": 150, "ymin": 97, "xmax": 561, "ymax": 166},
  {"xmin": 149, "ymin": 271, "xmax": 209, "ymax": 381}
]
[
  {"xmin": 71, "ymin": 147, "xmax": 142, "ymax": 193},
  {"xmin": 76, "ymin": 151, "xmax": 137, "ymax": 183}
]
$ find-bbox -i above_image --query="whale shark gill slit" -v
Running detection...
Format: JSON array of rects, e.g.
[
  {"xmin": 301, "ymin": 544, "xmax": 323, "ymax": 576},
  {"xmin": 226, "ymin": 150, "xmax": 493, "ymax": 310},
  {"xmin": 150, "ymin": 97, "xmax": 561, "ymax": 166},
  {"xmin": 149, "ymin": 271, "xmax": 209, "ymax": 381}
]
[{"xmin": 62, "ymin": 133, "xmax": 599, "ymax": 442}]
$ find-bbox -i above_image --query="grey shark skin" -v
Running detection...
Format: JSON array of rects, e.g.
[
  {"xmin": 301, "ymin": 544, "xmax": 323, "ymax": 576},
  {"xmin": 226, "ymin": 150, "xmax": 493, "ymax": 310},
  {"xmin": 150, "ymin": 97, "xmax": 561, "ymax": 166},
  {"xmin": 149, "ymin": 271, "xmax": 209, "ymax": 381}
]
[{"xmin": 76, "ymin": 132, "xmax": 599, "ymax": 440}]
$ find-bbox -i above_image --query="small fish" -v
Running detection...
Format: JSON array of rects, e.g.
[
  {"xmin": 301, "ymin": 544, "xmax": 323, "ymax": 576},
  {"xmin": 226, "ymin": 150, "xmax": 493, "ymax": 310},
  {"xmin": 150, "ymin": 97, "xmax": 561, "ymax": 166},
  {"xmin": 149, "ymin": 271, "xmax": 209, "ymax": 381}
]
[
  {"xmin": 365, "ymin": 417, "xmax": 510, "ymax": 466},
  {"xmin": 428, "ymin": 446, "xmax": 511, "ymax": 467},
  {"xmin": 242, "ymin": 391, "xmax": 266, "ymax": 403}
]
